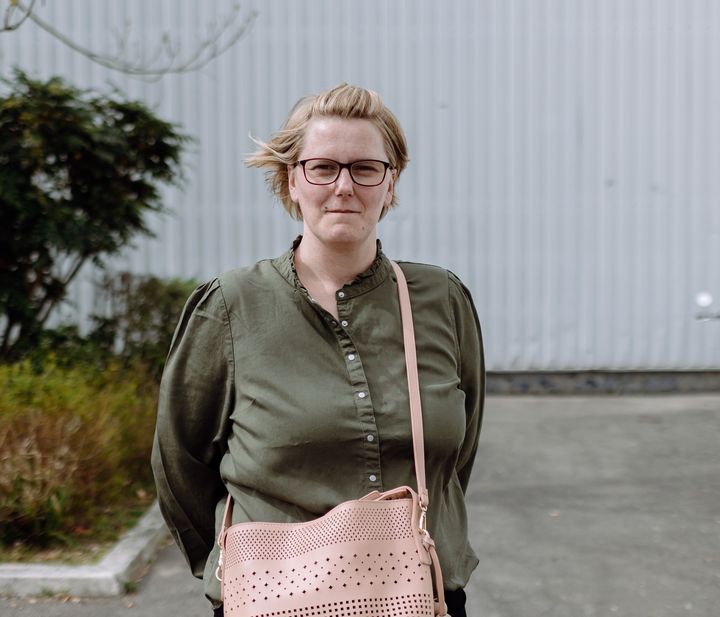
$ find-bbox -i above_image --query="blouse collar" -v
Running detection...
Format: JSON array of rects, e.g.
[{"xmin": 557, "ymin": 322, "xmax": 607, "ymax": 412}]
[{"xmin": 272, "ymin": 235, "xmax": 392, "ymax": 298}]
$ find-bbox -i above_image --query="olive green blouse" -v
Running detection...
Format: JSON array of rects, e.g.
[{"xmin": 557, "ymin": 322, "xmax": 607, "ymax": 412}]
[{"xmin": 151, "ymin": 239, "xmax": 485, "ymax": 606}]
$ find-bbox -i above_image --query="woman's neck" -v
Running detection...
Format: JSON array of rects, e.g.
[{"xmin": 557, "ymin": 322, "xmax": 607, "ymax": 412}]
[{"xmin": 293, "ymin": 236, "xmax": 377, "ymax": 316}]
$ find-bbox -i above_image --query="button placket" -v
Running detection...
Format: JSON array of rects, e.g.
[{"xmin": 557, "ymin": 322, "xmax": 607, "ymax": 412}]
[{"xmin": 334, "ymin": 292, "xmax": 382, "ymax": 490}]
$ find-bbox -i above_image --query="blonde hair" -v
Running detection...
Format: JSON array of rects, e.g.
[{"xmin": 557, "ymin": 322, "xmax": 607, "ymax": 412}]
[{"xmin": 245, "ymin": 83, "xmax": 409, "ymax": 219}]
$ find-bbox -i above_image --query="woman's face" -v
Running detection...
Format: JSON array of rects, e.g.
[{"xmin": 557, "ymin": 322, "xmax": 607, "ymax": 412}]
[{"xmin": 288, "ymin": 117, "xmax": 395, "ymax": 251}]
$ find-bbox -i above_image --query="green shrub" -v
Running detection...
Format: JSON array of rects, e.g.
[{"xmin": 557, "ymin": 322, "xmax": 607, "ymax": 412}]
[
  {"xmin": 25, "ymin": 272, "xmax": 197, "ymax": 381},
  {"xmin": 92, "ymin": 272, "xmax": 199, "ymax": 381},
  {"xmin": 0, "ymin": 358, "xmax": 158, "ymax": 546},
  {"xmin": 0, "ymin": 272, "xmax": 194, "ymax": 549},
  {"xmin": 26, "ymin": 324, "xmax": 114, "ymax": 373}
]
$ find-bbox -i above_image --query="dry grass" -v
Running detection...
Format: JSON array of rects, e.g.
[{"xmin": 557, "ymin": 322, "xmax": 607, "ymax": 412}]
[{"xmin": 0, "ymin": 358, "xmax": 158, "ymax": 549}]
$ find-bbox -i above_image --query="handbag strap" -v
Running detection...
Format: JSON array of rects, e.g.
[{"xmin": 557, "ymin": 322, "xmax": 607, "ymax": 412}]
[
  {"xmin": 388, "ymin": 263, "xmax": 447, "ymax": 617},
  {"xmin": 390, "ymin": 261, "xmax": 429, "ymax": 510}
]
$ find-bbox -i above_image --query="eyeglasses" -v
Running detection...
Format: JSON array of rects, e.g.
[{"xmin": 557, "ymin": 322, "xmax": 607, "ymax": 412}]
[{"xmin": 296, "ymin": 158, "xmax": 391, "ymax": 187}]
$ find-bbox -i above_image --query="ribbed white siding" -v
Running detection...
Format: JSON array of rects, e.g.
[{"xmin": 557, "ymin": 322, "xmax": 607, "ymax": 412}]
[{"xmin": 1, "ymin": 0, "xmax": 718, "ymax": 369}]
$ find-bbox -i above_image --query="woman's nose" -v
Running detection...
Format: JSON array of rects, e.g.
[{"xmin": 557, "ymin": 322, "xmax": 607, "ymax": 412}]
[{"xmin": 334, "ymin": 167, "xmax": 354, "ymax": 194}]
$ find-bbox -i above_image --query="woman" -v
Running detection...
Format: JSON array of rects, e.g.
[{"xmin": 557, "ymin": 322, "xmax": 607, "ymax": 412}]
[{"xmin": 152, "ymin": 83, "xmax": 485, "ymax": 617}]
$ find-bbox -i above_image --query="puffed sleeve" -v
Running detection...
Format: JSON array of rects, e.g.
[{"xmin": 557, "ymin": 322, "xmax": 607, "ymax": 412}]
[
  {"xmin": 448, "ymin": 272, "xmax": 485, "ymax": 492},
  {"xmin": 151, "ymin": 279, "xmax": 234, "ymax": 578}
]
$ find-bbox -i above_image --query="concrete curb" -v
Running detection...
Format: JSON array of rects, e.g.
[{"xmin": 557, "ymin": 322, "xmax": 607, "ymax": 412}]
[{"xmin": 0, "ymin": 501, "xmax": 170, "ymax": 597}]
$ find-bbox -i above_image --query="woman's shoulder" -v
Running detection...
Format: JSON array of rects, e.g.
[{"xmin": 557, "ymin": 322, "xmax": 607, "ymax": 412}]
[
  {"xmin": 216, "ymin": 258, "xmax": 278, "ymax": 290},
  {"xmin": 394, "ymin": 260, "xmax": 469, "ymax": 294},
  {"xmin": 394, "ymin": 259, "xmax": 448, "ymax": 278},
  {"xmin": 394, "ymin": 259, "xmax": 478, "ymax": 315},
  {"xmin": 178, "ymin": 259, "xmax": 277, "ymax": 314}
]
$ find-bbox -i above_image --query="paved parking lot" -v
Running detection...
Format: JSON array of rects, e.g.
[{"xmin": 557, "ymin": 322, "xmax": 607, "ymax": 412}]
[{"xmin": 3, "ymin": 394, "xmax": 719, "ymax": 617}]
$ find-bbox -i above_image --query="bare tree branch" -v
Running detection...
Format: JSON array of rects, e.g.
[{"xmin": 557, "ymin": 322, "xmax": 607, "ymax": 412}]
[
  {"xmin": 2, "ymin": 0, "xmax": 36, "ymax": 31},
  {"xmin": 1, "ymin": 1, "xmax": 258, "ymax": 80},
  {"xmin": 37, "ymin": 254, "xmax": 87, "ymax": 327}
]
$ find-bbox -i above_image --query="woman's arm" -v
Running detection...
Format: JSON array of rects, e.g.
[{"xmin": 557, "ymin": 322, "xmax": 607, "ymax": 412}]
[
  {"xmin": 151, "ymin": 279, "xmax": 235, "ymax": 577},
  {"xmin": 448, "ymin": 273, "xmax": 486, "ymax": 492}
]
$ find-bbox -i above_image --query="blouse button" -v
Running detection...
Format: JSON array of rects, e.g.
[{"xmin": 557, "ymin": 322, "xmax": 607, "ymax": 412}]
[
  {"xmin": 357, "ymin": 391, "xmax": 367, "ymax": 399},
  {"xmin": 366, "ymin": 434, "xmax": 375, "ymax": 442},
  {"xmin": 369, "ymin": 474, "xmax": 377, "ymax": 482},
  {"xmin": 347, "ymin": 353, "xmax": 356, "ymax": 361},
  {"xmin": 340, "ymin": 320, "xmax": 349, "ymax": 327},
  {"xmin": 337, "ymin": 291, "xmax": 346, "ymax": 299}
]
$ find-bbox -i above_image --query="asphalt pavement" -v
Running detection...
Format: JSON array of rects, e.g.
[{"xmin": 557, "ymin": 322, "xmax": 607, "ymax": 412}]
[{"xmin": 3, "ymin": 394, "xmax": 719, "ymax": 617}]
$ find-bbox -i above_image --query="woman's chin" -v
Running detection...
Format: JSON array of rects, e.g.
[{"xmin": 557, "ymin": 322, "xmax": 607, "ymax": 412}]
[{"xmin": 311, "ymin": 222, "xmax": 375, "ymax": 247}]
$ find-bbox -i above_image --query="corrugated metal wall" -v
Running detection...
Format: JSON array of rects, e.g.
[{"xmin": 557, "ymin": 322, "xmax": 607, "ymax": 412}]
[{"xmin": 1, "ymin": 0, "xmax": 719, "ymax": 370}]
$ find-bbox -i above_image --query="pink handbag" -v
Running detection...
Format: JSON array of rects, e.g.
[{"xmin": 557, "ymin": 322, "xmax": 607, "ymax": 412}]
[{"xmin": 216, "ymin": 262, "xmax": 448, "ymax": 616}]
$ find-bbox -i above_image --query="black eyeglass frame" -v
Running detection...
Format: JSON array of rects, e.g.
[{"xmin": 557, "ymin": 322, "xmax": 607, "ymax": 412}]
[{"xmin": 295, "ymin": 158, "xmax": 392, "ymax": 187}]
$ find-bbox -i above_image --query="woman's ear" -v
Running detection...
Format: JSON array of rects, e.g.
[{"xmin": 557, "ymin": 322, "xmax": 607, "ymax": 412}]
[
  {"xmin": 288, "ymin": 164, "xmax": 299, "ymax": 203},
  {"xmin": 384, "ymin": 169, "xmax": 396, "ymax": 207}
]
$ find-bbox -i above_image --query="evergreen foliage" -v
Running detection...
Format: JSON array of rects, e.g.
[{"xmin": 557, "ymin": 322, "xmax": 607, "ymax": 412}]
[{"xmin": 0, "ymin": 69, "xmax": 188, "ymax": 359}]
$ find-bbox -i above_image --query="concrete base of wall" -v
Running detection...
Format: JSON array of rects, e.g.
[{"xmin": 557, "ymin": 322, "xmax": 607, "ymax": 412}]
[{"xmin": 487, "ymin": 371, "xmax": 720, "ymax": 394}]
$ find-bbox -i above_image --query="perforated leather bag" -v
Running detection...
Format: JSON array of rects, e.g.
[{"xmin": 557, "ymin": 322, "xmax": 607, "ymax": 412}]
[{"xmin": 216, "ymin": 262, "xmax": 448, "ymax": 616}]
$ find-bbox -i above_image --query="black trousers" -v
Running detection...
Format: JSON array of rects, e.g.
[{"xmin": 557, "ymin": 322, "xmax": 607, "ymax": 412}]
[{"xmin": 213, "ymin": 588, "xmax": 467, "ymax": 617}]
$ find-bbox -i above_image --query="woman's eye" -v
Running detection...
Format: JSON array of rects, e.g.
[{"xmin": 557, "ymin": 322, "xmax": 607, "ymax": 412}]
[
  {"xmin": 352, "ymin": 163, "xmax": 383, "ymax": 177},
  {"xmin": 309, "ymin": 161, "xmax": 337, "ymax": 172}
]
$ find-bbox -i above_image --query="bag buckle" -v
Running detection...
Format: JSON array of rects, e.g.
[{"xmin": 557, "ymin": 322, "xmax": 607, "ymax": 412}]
[{"xmin": 419, "ymin": 504, "xmax": 428, "ymax": 534}]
